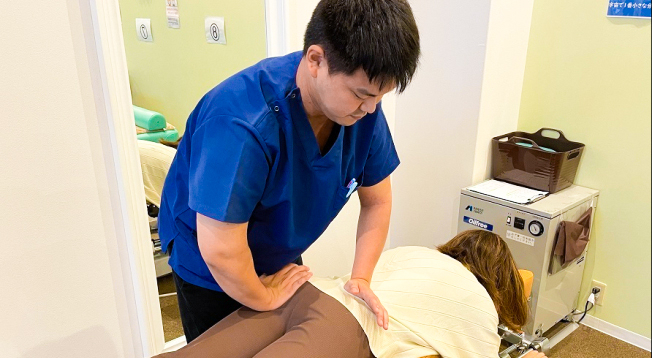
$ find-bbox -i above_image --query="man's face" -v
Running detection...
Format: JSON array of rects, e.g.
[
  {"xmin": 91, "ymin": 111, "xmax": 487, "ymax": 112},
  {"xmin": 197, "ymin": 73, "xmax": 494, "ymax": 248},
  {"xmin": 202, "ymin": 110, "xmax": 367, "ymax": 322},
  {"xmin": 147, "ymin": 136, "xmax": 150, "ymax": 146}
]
[{"xmin": 313, "ymin": 66, "xmax": 395, "ymax": 126}]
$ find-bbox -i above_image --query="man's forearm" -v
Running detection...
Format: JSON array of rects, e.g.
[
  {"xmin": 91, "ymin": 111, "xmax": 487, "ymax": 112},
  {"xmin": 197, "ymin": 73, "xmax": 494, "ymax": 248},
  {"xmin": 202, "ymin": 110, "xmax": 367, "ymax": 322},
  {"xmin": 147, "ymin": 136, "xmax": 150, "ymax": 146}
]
[
  {"xmin": 351, "ymin": 201, "xmax": 391, "ymax": 281},
  {"xmin": 196, "ymin": 215, "xmax": 272, "ymax": 311},
  {"xmin": 203, "ymin": 246, "xmax": 272, "ymax": 311}
]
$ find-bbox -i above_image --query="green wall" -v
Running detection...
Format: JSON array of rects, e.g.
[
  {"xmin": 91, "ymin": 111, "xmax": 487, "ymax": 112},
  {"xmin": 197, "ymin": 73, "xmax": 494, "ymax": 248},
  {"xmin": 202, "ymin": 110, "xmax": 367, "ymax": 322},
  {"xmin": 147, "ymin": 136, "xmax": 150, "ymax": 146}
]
[
  {"xmin": 519, "ymin": 0, "xmax": 651, "ymax": 338},
  {"xmin": 119, "ymin": 0, "xmax": 268, "ymax": 134}
]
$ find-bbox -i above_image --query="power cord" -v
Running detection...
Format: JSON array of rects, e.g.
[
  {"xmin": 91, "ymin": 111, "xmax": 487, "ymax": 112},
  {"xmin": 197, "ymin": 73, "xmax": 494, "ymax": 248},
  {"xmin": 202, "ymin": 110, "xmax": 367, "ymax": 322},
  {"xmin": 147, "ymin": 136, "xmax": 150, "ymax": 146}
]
[
  {"xmin": 577, "ymin": 297, "xmax": 594, "ymax": 323},
  {"xmin": 566, "ymin": 287, "xmax": 600, "ymax": 324}
]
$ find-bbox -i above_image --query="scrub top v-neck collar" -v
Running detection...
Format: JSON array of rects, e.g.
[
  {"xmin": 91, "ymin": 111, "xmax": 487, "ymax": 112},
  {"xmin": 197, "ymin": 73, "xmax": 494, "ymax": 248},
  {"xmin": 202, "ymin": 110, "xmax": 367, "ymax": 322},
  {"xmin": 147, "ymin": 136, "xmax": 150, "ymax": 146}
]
[{"xmin": 288, "ymin": 87, "xmax": 343, "ymax": 169}]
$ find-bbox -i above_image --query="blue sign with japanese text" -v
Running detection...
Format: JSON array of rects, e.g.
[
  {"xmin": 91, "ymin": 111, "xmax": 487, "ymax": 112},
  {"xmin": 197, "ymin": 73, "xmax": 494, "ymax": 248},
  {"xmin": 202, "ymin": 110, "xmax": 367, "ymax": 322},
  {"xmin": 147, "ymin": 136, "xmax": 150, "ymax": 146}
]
[{"xmin": 608, "ymin": 0, "xmax": 651, "ymax": 18}]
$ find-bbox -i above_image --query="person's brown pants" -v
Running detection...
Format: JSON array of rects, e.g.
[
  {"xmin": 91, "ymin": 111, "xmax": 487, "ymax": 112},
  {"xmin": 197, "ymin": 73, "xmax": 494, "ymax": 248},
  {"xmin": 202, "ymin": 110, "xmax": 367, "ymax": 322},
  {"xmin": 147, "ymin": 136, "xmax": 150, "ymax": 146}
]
[{"xmin": 155, "ymin": 283, "xmax": 375, "ymax": 358}]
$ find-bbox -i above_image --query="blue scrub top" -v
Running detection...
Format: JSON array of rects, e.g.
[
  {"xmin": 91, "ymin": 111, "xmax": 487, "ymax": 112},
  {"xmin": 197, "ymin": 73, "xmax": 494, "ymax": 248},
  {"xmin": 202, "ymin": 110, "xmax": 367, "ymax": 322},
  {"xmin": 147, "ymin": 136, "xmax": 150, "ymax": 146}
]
[{"xmin": 158, "ymin": 52, "xmax": 400, "ymax": 292}]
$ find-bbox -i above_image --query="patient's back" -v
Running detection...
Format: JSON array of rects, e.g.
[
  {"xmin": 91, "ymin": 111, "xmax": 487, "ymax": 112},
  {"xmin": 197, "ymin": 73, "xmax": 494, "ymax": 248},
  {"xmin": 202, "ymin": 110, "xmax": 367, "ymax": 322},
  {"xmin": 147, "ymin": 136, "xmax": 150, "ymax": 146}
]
[{"xmin": 311, "ymin": 246, "xmax": 500, "ymax": 358}]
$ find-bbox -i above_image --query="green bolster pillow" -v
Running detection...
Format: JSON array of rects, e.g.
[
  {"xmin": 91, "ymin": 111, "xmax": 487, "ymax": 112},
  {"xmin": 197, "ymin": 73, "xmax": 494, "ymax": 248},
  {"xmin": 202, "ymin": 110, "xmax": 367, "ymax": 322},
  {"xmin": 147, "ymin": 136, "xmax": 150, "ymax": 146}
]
[
  {"xmin": 133, "ymin": 105, "xmax": 166, "ymax": 131},
  {"xmin": 136, "ymin": 129, "xmax": 180, "ymax": 143}
]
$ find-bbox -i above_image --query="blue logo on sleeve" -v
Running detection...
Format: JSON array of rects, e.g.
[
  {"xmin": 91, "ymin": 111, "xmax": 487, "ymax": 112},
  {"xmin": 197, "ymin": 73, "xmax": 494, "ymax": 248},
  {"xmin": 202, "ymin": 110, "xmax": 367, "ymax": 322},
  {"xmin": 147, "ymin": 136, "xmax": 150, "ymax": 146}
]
[{"xmin": 463, "ymin": 216, "xmax": 494, "ymax": 231}]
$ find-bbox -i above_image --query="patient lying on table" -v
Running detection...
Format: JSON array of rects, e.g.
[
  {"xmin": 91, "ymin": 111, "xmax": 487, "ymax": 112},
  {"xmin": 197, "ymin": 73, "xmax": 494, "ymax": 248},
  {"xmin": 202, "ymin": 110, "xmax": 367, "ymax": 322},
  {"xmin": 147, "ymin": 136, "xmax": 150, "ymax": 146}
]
[{"xmin": 155, "ymin": 230, "xmax": 546, "ymax": 358}]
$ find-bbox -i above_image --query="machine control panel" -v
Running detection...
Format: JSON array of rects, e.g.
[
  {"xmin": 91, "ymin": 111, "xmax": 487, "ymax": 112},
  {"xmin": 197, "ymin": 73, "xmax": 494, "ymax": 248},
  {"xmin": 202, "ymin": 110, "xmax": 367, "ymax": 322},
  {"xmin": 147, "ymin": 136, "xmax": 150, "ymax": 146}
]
[
  {"xmin": 528, "ymin": 221, "xmax": 545, "ymax": 237},
  {"xmin": 514, "ymin": 217, "xmax": 526, "ymax": 230}
]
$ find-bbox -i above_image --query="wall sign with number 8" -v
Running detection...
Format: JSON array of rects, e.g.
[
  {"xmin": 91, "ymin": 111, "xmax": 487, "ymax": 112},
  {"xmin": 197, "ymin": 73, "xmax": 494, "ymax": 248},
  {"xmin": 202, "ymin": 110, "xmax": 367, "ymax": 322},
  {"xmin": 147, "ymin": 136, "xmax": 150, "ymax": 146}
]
[{"xmin": 205, "ymin": 17, "xmax": 227, "ymax": 45}]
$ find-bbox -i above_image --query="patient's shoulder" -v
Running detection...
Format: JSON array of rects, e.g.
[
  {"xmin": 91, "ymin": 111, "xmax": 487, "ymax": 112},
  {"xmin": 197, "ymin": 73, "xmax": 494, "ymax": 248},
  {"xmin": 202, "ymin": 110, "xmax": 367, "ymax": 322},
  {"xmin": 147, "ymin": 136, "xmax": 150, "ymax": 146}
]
[
  {"xmin": 381, "ymin": 246, "xmax": 438, "ymax": 259},
  {"xmin": 381, "ymin": 246, "xmax": 460, "ymax": 267}
]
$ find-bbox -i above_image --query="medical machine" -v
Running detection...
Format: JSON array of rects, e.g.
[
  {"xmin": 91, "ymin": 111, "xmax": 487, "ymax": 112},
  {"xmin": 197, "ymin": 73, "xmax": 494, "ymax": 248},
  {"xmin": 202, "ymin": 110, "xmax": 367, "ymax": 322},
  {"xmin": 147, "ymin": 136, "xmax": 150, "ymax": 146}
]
[{"xmin": 457, "ymin": 183, "xmax": 599, "ymax": 342}]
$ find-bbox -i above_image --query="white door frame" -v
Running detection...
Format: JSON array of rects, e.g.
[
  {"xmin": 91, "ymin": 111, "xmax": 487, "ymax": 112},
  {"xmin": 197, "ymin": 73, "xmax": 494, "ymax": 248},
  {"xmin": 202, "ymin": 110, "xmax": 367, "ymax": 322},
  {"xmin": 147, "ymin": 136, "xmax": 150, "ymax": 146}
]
[
  {"xmin": 265, "ymin": 0, "xmax": 291, "ymax": 57},
  {"xmin": 89, "ymin": 0, "xmax": 290, "ymax": 355}
]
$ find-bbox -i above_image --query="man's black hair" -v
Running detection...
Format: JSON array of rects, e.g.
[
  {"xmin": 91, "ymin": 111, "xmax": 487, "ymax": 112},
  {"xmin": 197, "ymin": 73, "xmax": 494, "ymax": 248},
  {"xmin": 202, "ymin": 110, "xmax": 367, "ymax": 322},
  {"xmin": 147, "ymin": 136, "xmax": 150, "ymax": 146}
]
[{"xmin": 303, "ymin": 0, "xmax": 420, "ymax": 93}]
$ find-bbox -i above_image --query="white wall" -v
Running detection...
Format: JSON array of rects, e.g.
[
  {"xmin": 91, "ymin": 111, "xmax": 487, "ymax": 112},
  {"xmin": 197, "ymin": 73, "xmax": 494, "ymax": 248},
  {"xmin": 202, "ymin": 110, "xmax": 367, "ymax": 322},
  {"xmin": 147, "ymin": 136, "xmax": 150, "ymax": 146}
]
[
  {"xmin": 287, "ymin": 0, "xmax": 318, "ymax": 52},
  {"xmin": 0, "ymin": 1, "xmax": 141, "ymax": 357},
  {"xmin": 472, "ymin": 0, "xmax": 536, "ymax": 184},
  {"xmin": 390, "ymin": 0, "xmax": 493, "ymax": 248},
  {"xmin": 390, "ymin": 0, "xmax": 535, "ymax": 249}
]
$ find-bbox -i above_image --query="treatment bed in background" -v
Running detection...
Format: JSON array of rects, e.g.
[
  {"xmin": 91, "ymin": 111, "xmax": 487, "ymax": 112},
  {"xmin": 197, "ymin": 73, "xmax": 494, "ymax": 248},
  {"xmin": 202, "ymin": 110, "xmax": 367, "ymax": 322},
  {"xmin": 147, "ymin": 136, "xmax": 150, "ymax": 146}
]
[{"xmin": 133, "ymin": 105, "xmax": 178, "ymax": 277}]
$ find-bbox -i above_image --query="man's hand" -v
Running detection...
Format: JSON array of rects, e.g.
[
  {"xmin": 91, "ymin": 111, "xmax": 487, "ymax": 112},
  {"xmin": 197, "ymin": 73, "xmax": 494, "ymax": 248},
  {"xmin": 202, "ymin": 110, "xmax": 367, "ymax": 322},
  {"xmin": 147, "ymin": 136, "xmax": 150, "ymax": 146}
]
[
  {"xmin": 259, "ymin": 263, "xmax": 313, "ymax": 310},
  {"xmin": 345, "ymin": 278, "xmax": 389, "ymax": 330},
  {"xmin": 522, "ymin": 351, "xmax": 548, "ymax": 358}
]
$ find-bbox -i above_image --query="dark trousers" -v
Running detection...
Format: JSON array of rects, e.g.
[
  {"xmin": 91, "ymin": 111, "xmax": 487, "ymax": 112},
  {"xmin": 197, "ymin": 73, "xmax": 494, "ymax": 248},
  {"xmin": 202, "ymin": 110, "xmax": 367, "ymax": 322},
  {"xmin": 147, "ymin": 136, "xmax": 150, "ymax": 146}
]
[{"xmin": 173, "ymin": 257, "xmax": 303, "ymax": 343}]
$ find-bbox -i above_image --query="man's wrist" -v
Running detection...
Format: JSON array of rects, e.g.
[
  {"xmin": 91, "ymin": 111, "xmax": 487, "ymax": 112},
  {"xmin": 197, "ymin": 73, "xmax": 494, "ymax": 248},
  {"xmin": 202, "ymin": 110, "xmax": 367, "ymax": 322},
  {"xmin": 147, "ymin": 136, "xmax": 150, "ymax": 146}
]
[
  {"xmin": 247, "ymin": 291, "xmax": 273, "ymax": 311},
  {"xmin": 247, "ymin": 283, "xmax": 273, "ymax": 311},
  {"xmin": 350, "ymin": 276, "xmax": 371, "ymax": 285}
]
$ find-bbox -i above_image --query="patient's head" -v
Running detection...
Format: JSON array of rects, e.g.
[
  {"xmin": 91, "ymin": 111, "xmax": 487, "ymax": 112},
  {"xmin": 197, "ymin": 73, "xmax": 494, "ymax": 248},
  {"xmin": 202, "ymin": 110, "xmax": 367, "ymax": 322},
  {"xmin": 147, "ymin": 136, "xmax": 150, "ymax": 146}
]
[{"xmin": 438, "ymin": 230, "xmax": 528, "ymax": 332}]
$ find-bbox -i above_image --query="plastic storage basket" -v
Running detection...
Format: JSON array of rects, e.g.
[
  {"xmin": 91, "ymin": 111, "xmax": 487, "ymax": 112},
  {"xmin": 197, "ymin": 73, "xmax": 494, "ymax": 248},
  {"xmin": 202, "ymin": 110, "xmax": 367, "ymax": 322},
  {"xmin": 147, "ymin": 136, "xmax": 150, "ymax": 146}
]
[{"xmin": 491, "ymin": 128, "xmax": 585, "ymax": 193}]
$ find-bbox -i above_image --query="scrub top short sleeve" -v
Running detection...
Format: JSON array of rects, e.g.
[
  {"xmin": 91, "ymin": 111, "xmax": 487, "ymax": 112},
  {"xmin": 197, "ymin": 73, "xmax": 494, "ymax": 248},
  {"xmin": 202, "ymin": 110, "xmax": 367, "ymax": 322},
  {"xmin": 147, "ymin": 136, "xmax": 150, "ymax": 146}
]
[
  {"xmin": 361, "ymin": 109, "xmax": 400, "ymax": 187},
  {"xmin": 188, "ymin": 116, "xmax": 270, "ymax": 223}
]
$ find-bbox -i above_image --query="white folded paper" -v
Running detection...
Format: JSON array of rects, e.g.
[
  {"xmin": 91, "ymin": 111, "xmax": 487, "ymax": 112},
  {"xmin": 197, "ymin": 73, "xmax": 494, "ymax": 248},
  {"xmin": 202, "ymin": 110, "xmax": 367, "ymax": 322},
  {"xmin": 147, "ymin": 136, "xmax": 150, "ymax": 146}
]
[{"xmin": 469, "ymin": 180, "xmax": 548, "ymax": 205}]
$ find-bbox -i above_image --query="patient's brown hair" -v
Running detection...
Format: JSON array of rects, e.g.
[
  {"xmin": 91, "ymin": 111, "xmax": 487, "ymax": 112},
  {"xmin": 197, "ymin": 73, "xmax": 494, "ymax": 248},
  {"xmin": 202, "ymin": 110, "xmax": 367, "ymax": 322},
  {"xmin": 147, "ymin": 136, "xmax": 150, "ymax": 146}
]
[{"xmin": 438, "ymin": 230, "xmax": 529, "ymax": 332}]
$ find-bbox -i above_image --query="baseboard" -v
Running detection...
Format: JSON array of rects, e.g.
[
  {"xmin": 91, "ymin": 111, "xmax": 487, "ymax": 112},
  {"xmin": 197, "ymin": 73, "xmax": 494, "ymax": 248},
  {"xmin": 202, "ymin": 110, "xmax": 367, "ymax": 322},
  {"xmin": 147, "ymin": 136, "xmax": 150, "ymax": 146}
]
[
  {"xmin": 162, "ymin": 336, "xmax": 187, "ymax": 353},
  {"xmin": 582, "ymin": 315, "xmax": 651, "ymax": 352},
  {"xmin": 548, "ymin": 322, "xmax": 580, "ymax": 348}
]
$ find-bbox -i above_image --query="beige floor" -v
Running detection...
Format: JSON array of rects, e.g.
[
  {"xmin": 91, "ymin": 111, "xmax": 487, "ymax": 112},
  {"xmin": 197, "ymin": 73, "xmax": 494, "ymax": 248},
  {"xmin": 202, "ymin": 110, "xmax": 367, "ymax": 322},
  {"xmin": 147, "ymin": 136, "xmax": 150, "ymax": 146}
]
[
  {"xmin": 157, "ymin": 274, "xmax": 184, "ymax": 342},
  {"xmin": 157, "ymin": 275, "xmax": 650, "ymax": 357},
  {"xmin": 548, "ymin": 325, "xmax": 650, "ymax": 358}
]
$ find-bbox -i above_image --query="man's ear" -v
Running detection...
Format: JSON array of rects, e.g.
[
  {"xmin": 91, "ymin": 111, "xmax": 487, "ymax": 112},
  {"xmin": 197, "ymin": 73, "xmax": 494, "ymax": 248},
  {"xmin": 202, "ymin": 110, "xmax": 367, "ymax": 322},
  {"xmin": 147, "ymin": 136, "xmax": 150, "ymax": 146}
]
[{"xmin": 305, "ymin": 45, "xmax": 326, "ymax": 78}]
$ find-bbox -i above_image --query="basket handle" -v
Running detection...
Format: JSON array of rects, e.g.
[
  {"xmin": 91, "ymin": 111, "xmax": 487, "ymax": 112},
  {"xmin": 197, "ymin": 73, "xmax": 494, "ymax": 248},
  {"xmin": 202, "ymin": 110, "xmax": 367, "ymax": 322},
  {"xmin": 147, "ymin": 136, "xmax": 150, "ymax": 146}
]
[
  {"xmin": 509, "ymin": 136, "xmax": 544, "ymax": 150},
  {"xmin": 534, "ymin": 128, "xmax": 570, "ymax": 142}
]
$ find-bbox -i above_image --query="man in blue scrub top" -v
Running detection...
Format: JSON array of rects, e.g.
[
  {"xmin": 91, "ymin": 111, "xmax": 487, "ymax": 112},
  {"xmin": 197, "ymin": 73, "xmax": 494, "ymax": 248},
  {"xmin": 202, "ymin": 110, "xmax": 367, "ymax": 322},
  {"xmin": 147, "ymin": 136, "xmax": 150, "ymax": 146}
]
[{"xmin": 158, "ymin": 0, "xmax": 421, "ymax": 342}]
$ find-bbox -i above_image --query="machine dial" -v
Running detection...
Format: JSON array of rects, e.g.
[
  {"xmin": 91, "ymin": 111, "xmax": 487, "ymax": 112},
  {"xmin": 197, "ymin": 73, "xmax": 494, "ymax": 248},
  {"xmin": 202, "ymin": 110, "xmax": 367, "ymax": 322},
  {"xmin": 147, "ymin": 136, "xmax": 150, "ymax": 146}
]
[{"xmin": 528, "ymin": 221, "xmax": 544, "ymax": 237}]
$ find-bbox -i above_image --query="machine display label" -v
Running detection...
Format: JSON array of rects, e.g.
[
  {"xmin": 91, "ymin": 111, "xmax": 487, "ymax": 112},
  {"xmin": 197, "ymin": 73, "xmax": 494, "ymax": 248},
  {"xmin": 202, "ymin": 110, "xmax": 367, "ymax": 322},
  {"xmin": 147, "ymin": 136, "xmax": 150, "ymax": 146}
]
[
  {"xmin": 464, "ymin": 216, "xmax": 494, "ymax": 231},
  {"xmin": 506, "ymin": 230, "xmax": 536, "ymax": 247}
]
